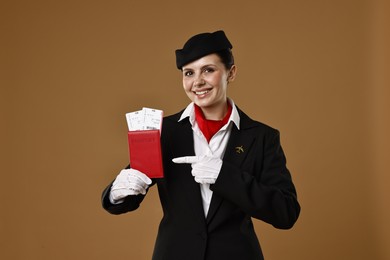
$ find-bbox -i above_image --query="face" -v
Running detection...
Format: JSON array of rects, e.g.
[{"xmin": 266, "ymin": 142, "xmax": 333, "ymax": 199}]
[{"xmin": 182, "ymin": 53, "xmax": 236, "ymax": 119}]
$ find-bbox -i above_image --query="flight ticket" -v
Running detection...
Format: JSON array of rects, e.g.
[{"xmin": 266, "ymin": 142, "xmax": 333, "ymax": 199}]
[{"xmin": 125, "ymin": 107, "xmax": 163, "ymax": 131}]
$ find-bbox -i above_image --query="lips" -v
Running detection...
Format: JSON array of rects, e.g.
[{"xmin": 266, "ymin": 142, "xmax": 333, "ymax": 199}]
[
  {"xmin": 195, "ymin": 90, "xmax": 209, "ymax": 95},
  {"xmin": 193, "ymin": 89, "xmax": 211, "ymax": 96}
]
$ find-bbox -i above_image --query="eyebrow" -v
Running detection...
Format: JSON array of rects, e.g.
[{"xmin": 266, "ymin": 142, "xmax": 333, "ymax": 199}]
[{"xmin": 182, "ymin": 64, "xmax": 217, "ymax": 71}]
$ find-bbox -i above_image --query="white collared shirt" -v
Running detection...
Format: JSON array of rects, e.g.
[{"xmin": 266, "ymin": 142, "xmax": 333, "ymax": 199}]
[{"xmin": 178, "ymin": 99, "xmax": 240, "ymax": 217}]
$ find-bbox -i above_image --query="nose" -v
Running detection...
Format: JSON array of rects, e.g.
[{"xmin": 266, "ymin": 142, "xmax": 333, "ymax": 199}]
[{"xmin": 193, "ymin": 75, "xmax": 205, "ymax": 88}]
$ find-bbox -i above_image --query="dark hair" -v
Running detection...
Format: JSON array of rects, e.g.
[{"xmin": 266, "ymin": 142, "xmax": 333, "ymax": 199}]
[{"xmin": 215, "ymin": 49, "xmax": 235, "ymax": 69}]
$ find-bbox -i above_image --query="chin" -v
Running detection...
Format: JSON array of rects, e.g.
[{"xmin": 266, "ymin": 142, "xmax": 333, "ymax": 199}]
[{"xmin": 194, "ymin": 99, "xmax": 212, "ymax": 108}]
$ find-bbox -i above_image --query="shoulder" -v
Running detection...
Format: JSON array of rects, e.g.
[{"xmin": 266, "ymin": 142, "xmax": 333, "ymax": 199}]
[
  {"xmin": 236, "ymin": 106, "xmax": 279, "ymax": 135},
  {"xmin": 162, "ymin": 110, "xmax": 186, "ymax": 127},
  {"xmin": 163, "ymin": 110, "xmax": 184, "ymax": 122},
  {"xmin": 161, "ymin": 109, "xmax": 191, "ymax": 137}
]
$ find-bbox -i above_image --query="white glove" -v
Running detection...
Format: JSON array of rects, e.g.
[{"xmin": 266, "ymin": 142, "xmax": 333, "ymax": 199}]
[
  {"xmin": 172, "ymin": 156, "xmax": 222, "ymax": 184},
  {"xmin": 109, "ymin": 168, "xmax": 152, "ymax": 204}
]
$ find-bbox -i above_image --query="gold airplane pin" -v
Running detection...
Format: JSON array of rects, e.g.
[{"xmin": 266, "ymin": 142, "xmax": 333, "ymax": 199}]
[{"xmin": 235, "ymin": 145, "xmax": 244, "ymax": 154}]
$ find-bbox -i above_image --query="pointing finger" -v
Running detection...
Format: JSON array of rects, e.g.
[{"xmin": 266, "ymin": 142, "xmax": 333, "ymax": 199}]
[{"xmin": 172, "ymin": 156, "xmax": 200, "ymax": 164}]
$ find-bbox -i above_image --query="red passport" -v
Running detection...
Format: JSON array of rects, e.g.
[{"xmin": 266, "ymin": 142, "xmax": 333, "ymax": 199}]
[{"xmin": 127, "ymin": 130, "xmax": 164, "ymax": 178}]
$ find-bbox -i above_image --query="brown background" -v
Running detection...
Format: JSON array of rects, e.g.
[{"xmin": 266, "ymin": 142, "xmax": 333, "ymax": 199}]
[{"xmin": 1, "ymin": 0, "xmax": 389, "ymax": 259}]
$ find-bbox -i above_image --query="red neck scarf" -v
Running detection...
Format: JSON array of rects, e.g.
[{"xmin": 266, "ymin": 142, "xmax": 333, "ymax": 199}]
[{"xmin": 194, "ymin": 103, "xmax": 232, "ymax": 143}]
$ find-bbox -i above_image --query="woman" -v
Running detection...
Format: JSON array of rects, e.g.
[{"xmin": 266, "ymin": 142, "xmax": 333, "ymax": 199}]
[{"xmin": 102, "ymin": 30, "xmax": 300, "ymax": 260}]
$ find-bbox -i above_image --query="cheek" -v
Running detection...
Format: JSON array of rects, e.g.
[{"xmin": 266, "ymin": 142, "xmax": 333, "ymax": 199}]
[
  {"xmin": 210, "ymin": 73, "xmax": 226, "ymax": 86},
  {"xmin": 182, "ymin": 79, "xmax": 192, "ymax": 91},
  {"xmin": 211, "ymin": 78, "xmax": 224, "ymax": 89}
]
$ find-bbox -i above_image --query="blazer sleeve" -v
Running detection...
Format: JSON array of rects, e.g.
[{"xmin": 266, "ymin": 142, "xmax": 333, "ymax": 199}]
[{"xmin": 210, "ymin": 128, "xmax": 300, "ymax": 229}]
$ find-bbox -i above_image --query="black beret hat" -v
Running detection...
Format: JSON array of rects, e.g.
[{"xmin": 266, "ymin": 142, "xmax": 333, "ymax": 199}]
[{"xmin": 175, "ymin": 30, "xmax": 233, "ymax": 69}]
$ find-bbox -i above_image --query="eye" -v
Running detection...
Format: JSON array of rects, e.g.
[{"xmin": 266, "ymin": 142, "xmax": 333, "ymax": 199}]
[
  {"xmin": 203, "ymin": 67, "xmax": 215, "ymax": 73},
  {"xmin": 183, "ymin": 70, "xmax": 193, "ymax": 77}
]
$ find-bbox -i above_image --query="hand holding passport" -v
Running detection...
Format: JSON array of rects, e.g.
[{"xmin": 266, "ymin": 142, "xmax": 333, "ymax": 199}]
[{"xmin": 126, "ymin": 108, "xmax": 164, "ymax": 178}]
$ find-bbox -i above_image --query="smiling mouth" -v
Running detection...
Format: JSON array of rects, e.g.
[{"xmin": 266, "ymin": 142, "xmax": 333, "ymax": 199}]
[{"xmin": 194, "ymin": 90, "xmax": 210, "ymax": 95}]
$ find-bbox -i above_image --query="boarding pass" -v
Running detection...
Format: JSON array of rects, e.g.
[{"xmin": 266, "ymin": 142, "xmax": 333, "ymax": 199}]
[{"xmin": 125, "ymin": 107, "xmax": 163, "ymax": 131}]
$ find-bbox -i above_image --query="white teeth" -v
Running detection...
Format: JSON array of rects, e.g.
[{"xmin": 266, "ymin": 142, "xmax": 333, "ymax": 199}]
[{"xmin": 195, "ymin": 90, "xmax": 209, "ymax": 95}]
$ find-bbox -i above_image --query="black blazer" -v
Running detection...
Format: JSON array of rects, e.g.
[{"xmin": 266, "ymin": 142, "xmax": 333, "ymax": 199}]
[{"xmin": 102, "ymin": 107, "xmax": 300, "ymax": 260}]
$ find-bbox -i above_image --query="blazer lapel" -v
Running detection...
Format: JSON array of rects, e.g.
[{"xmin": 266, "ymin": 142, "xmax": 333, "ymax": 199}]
[
  {"xmin": 171, "ymin": 118, "xmax": 207, "ymax": 226},
  {"xmin": 206, "ymin": 111, "xmax": 258, "ymax": 224}
]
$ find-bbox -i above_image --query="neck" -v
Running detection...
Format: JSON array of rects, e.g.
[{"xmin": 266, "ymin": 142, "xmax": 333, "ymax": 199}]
[
  {"xmin": 196, "ymin": 100, "xmax": 230, "ymax": 120},
  {"xmin": 200, "ymin": 103, "xmax": 228, "ymax": 120}
]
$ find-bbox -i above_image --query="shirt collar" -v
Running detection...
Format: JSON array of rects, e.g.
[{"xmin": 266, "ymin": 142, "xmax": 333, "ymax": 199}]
[{"xmin": 178, "ymin": 98, "xmax": 240, "ymax": 130}]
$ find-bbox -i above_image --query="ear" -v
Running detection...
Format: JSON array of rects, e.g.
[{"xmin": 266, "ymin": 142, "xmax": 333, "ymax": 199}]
[{"xmin": 227, "ymin": 65, "xmax": 237, "ymax": 82}]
